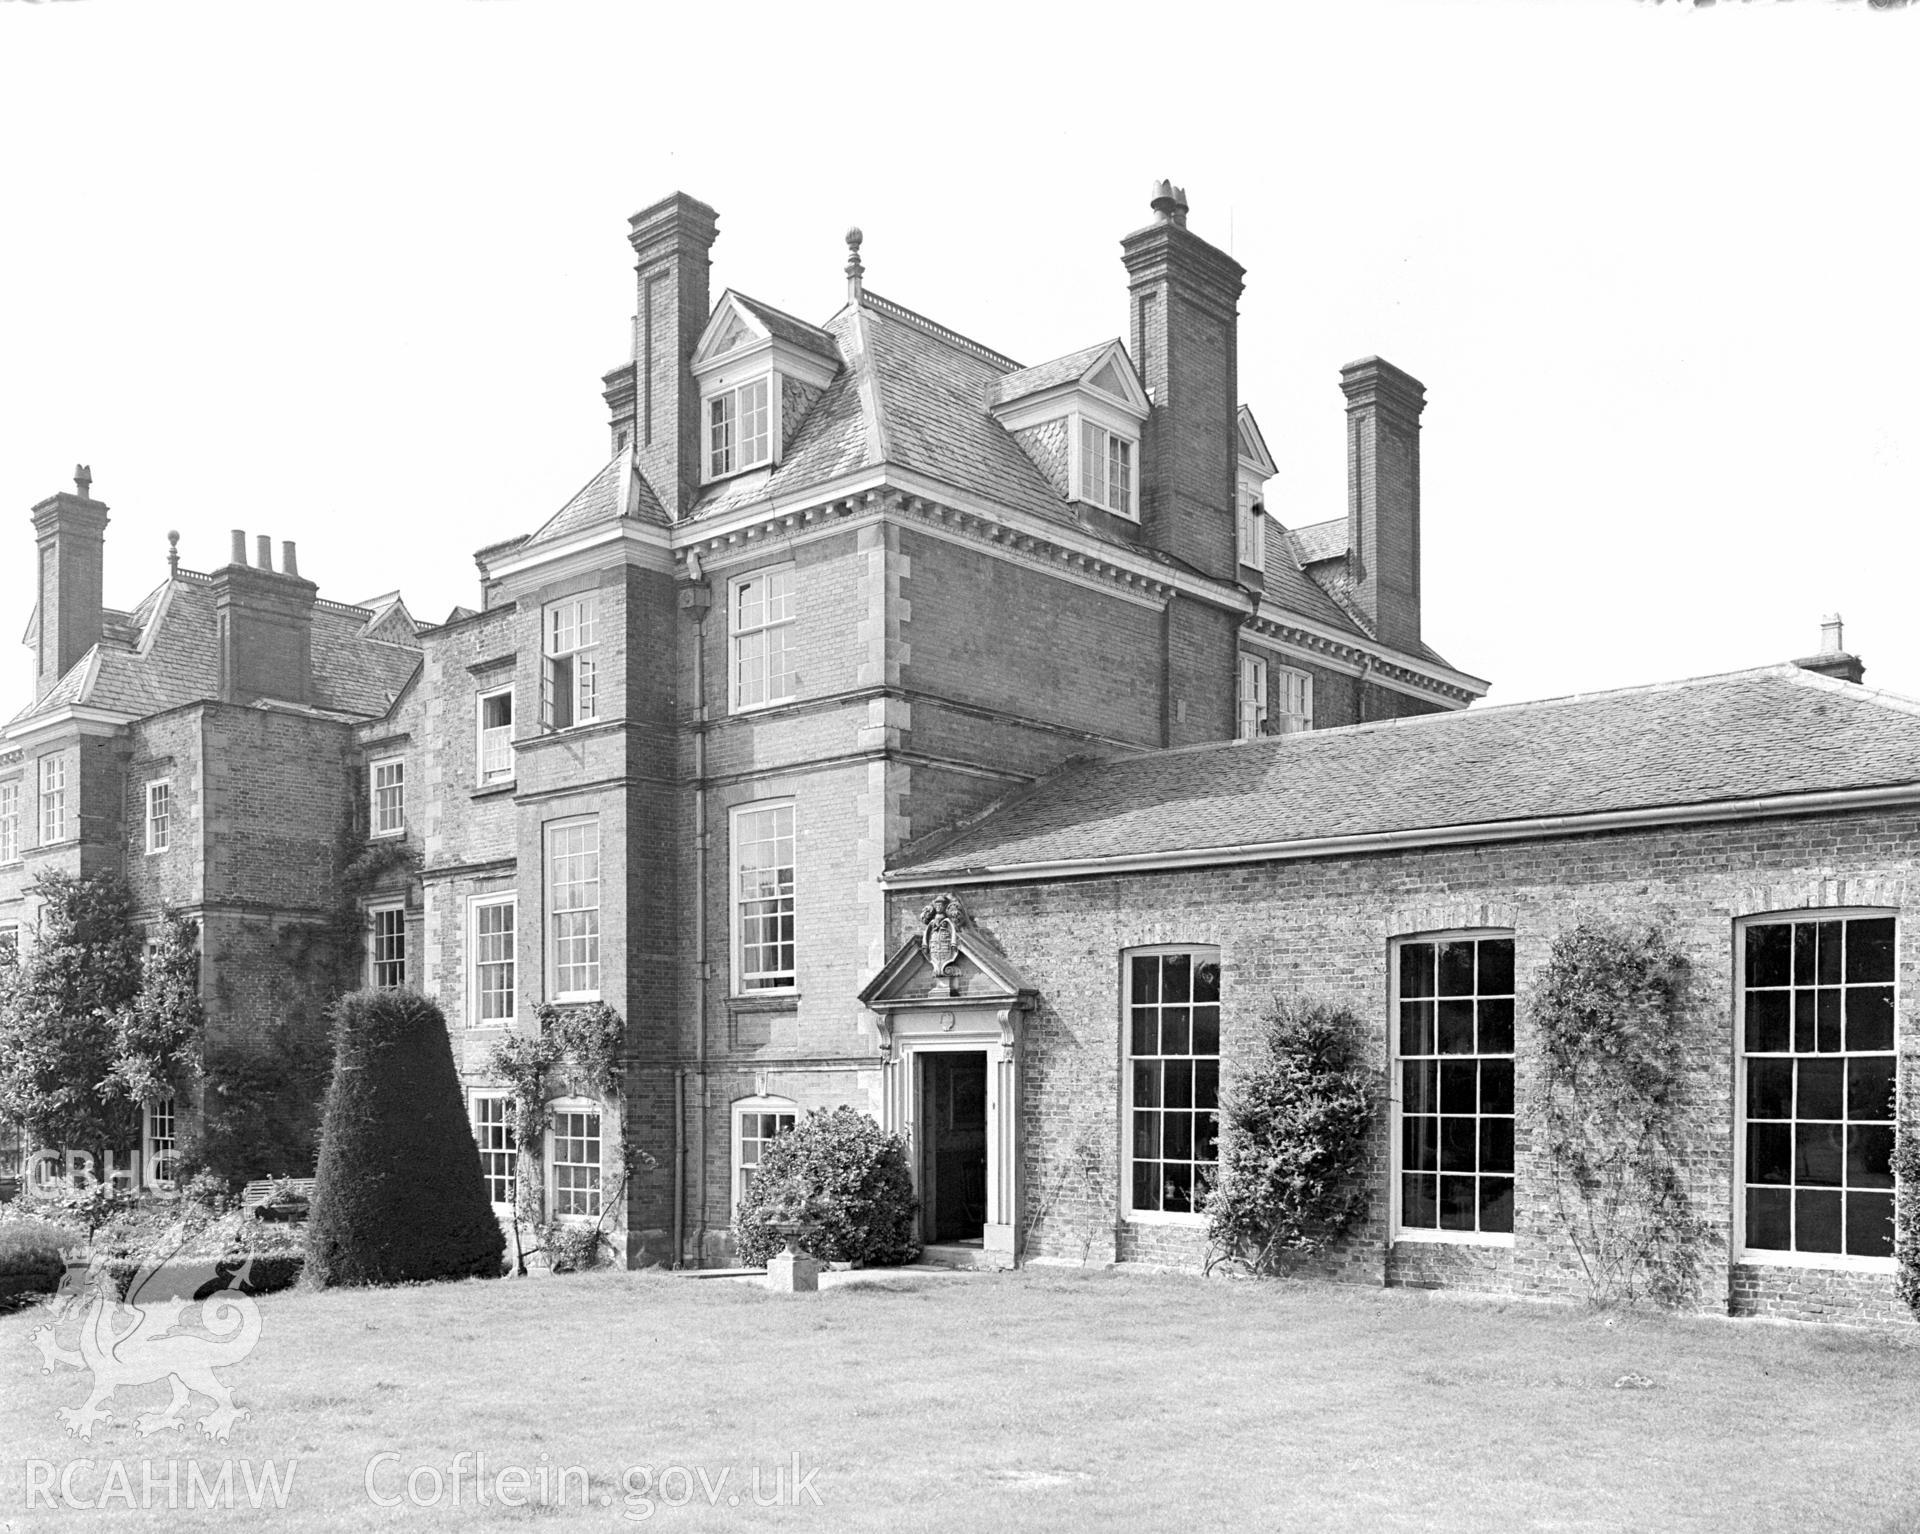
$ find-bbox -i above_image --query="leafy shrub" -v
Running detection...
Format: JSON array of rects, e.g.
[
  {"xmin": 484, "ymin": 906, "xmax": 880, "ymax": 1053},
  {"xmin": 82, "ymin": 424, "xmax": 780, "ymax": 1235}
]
[
  {"xmin": 733, "ymin": 1107, "xmax": 918, "ymax": 1268},
  {"xmin": 190, "ymin": 1012, "xmax": 332, "ymax": 1185},
  {"xmin": 540, "ymin": 1222, "xmax": 607, "ymax": 1274},
  {"xmin": 306, "ymin": 990, "xmax": 505, "ymax": 1286},
  {"xmin": 0, "ymin": 871, "xmax": 146, "ymax": 1162},
  {"xmin": 1528, "ymin": 916, "xmax": 1704, "ymax": 1306},
  {"xmin": 99, "ymin": 1252, "xmax": 304, "ymax": 1300},
  {"xmin": 181, "ymin": 1169, "xmax": 237, "ymax": 1220},
  {"xmin": 52, "ymin": 1183, "xmax": 138, "ymax": 1242},
  {"xmin": 1204, "ymin": 997, "xmax": 1378, "ymax": 1273},
  {"xmin": 0, "ymin": 1220, "xmax": 72, "ymax": 1279}
]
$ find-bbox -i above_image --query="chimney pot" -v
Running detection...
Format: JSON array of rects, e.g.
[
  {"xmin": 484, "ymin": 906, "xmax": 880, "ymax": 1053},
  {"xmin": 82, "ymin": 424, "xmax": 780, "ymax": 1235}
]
[
  {"xmin": 256, "ymin": 534, "xmax": 273, "ymax": 571},
  {"xmin": 1820, "ymin": 614, "xmax": 1844, "ymax": 655},
  {"xmin": 74, "ymin": 464, "xmax": 92, "ymax": 499},
  {"xmin": 282, "ymin": 540, "xmax": 299, "ymax": 577},
  {"xmin": 1150, "ymin": 178, "xmax": 1180, "ymax": 224},
  {"xmin": 230, "ymin": 529, "xmax": 248, "ymax": 565}
]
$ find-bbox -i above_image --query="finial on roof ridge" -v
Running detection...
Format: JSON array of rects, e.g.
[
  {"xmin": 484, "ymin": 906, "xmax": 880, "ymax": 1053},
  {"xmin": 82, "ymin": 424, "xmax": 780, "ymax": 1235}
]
[
  {"xmin": 167, "ymin": 530, "xmax": 180, "ymax": 577},
  {"xmin": 845, "ymin": 227, "xmax": 864, "ymax": 302}
]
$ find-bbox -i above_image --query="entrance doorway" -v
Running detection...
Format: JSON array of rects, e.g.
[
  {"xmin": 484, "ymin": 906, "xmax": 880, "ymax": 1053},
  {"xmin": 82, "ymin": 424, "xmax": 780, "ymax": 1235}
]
[{"xmin": 919, "ymin": 1051, "xmax": 988, "ymax": 1244}]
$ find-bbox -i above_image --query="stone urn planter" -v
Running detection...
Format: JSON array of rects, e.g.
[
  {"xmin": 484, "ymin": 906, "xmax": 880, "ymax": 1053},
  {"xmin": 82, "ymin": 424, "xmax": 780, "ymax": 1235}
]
[
  {"xmin": 764, "ymin": 1219, "xmax": 821, "ymax": 1257},
  {"xmin": 763, "ymin": 1219, "xmax": 823, "ymax": 1294}
]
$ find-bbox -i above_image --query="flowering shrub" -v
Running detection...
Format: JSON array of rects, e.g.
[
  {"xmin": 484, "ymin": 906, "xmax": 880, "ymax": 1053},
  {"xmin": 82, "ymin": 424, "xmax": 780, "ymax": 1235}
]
[
  {"xmin": 1204, "ymin": 997, "xmax": 1377, "ymax": 1274},
  {"xmin": 733, "ymin": 1107, "xmax": 918, "ymax": 1268}
]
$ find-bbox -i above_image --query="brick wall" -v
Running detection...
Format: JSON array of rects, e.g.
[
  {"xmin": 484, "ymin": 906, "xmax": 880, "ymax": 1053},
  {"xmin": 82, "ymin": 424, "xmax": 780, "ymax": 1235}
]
[
  {"xmin": 124, "ymin": 708, "xmax": 206, "ymax": 917},
  {"xmin": 889, "ymin": 806, "xmax": 1920, "ymax": 1325}
]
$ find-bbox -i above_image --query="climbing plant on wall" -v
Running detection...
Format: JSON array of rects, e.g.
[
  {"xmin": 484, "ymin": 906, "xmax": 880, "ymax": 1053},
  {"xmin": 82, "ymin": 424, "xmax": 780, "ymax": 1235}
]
[
  {"xmin": 1893, "ymin": 1062, "xmax": 1920, "ymax": 1319},
  {"xmin": 194, "ymin": 831, "xmax": 421, "ymax": 1183},
  {"xmin": 485, "ymin": 1000, "xmax": 626, "ymax": 1272},
  {"xmin": 1528, "ymin": 916, "xmax": 1706, "ymax": 1307}
]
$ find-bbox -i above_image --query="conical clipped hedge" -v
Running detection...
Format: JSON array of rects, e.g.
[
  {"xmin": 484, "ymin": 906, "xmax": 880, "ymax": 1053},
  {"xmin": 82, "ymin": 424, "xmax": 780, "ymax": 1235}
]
[{"xmin": 307, "ymin": 989, "xmax": 505, "ymax": 1286}]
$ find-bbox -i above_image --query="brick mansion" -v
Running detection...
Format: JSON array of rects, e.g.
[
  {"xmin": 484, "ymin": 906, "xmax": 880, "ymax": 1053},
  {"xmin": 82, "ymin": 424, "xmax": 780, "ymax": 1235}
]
[{"xmin": 6, "ymin": 186, "xmax": 1918, "ymax": 1325}]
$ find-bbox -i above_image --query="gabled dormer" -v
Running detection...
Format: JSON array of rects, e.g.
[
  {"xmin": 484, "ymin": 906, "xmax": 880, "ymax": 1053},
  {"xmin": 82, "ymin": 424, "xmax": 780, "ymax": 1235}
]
[
  {"xmin": 690, "ymin": 291, "xmax": 840, "ymax": 489},
  {"xmin": 989, "ymin": 340, "xmax": 1149, "ymax": 531},
  {"xmin": 1236, "ymin": 405, "xmax": 1277, "ymax": 573}
]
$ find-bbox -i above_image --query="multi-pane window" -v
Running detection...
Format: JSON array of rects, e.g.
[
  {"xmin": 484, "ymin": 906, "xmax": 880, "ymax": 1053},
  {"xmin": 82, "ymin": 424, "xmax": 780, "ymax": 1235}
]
[
  {"xmin": 549, "ymin": 1107, "xmax": 602, "ymax": 1217},
  {"xmin": 1127, "ymin": 949, "xmax": 1221, "ymax": 1216},
  {"xmin": 472, "ymin": 1095, "xmax": 518, "ymax": 1209},
  {"xmin": 38, "ymin": 756, "xmax": 66, "ymax": 845},
  {"xmin": 370, "ymin": 906, "xmax": 406, "ymax": 990},
  {"xmin": 1079, "ymin": 421, "xmax": 1136, "ymax": 517},
  {"xmin": 0, "ymin": 781, "xmax": 19, "ymax": 864},
  {"xmin": 1276, "ymin": 668, "xmax": 1314, "ymax": 735},
  {"xmin": 1238, "ymin": 481, "xmax": 1266, "ymax": 568},
  {"xmin": 736, "ymin": 1100, "xmax": 798, "ymax": 1209},
  {"xmin": 1395, "ymin": 935, "xmax": 1516, "ymax": 1238},
  {"xmin": 1740, "ymin": 914, "xmax": 1896, "ymax": 1262},
  {"xmin": 478, "ymin": 689, "xmax": 514, "ymax": 783},
  {"xmin": 734, "ymin": 802, "xmax": 796, "ymax": 992},
  {"xmin": 548, "ymin": 820, "xmax": 601, "ymax": 998},
  {"xmin": 472, "ymin": 896, "xmax": 516, "ymax": 1023},
  {"xmin": 730, "ymin": 568, "xmax": 797, "ymax": 711},
  {"xmin": 707, "ymin": 377, "xmax": 772, "ymax": 478},
  {"xmin": 1238, "ymin": 654, "xmax": 1268, "ymax": 740},
  {"xmin": 544, "ymin": 596, "xmax": 599, "ymax": 731},
  {"xmin": 145, "ymin": 780, "xmax": 171, "ymax": 855},
  {"xmin": 371, "ymin": 759, "xmax": 405, "ymax": 837},
  {"xmin": 144, "ymin": 1096, "xmax": 177, "ymax": 1188}
]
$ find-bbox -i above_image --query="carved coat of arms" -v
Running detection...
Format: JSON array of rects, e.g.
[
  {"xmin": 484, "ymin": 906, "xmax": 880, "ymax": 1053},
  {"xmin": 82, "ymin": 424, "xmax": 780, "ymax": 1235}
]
[{"xmin": 919, "ymin": 893, "xmax": 965, "ymax": 977}]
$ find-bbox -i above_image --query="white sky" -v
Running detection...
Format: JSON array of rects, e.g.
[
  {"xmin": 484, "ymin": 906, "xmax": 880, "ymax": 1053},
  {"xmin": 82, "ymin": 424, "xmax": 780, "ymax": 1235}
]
[{"xmin": 1, "ymin": 0, "xmax": 1915, "ymax": 710}]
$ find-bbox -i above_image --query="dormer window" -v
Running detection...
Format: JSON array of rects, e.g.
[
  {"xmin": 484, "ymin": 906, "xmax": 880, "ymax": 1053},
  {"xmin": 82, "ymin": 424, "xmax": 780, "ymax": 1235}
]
[
  {"xmin": 990, "ymin": 339, "xmax": 1149, "ymax": 524},
  {"xmin": 692, "ymin": 292, "xmax": 841, "ymax": 488},
  {"xmin": 1080, "ymin": 423, "xmax": 1136, "ymax": 518},
  {"xmin": 1237, "ymin": 405, "xmax": 1277, "ymax": 568},
  {"xmin": 1238, "ymin": 479, "xmax": 1267, "ymax": 568},
  {"xmin": 708, "ymin": 378, "xmax": 772, "ymax": 479}
]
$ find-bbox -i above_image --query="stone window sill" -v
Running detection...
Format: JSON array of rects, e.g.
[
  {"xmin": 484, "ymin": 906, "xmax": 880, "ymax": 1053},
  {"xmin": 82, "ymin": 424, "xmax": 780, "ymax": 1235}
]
[{"xmin": 730, "ymin": 994, "xmax": 800, "ymax": 1014}]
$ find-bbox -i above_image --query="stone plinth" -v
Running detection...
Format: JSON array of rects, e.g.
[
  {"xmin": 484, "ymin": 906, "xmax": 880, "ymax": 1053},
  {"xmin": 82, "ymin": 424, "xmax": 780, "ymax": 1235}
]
[{"xmin": 767, "ymin": 1251, "xmax": 820, "ymax": 1293}]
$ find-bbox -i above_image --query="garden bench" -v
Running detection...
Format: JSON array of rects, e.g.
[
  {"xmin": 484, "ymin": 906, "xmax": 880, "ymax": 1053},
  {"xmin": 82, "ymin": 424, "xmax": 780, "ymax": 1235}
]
[{"xmin": 241, "ymin": 1178, "xmax": 316, "ymax": 1220}]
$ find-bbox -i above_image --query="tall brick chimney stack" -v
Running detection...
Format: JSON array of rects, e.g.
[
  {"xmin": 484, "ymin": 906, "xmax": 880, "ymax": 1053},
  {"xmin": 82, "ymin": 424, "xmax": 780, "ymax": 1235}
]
[
  {"xmin": 615, "ymin": 192, "xmax": 719, "ymax": 519},
  {"xmin": 30, "ymin": 465, "xmax": 110, "ymax": 700},
  {"xmin": 1121, "ymin": 182, "xmax": 1246, "ymax": 582},
  {"xmin": 1341, "ymin": 357, "xmax": 1426, "ymax": 654},
  {"xmin": 211, "ymin": 527, "xmax": 318, "ymax": 705}
]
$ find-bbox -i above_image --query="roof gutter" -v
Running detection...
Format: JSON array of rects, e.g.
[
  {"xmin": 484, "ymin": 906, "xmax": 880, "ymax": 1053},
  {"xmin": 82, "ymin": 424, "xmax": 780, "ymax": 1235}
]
[{"xmin": 881, "ymin": 780, "xmax": 1920, "ymax": 890}]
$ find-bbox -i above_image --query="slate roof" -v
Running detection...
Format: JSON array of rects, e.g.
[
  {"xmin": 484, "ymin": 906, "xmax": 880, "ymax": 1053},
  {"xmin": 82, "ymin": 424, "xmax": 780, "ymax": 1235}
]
[
  {"xmin": 6, "ymin": 574, "xmax": 421, "ymax": 729},
  {"xmin": 987, "ymin": 341, "xmax": 1118, "ymax": 408},
  {"xmin": 1257, "ymin": 516, "xmax": 1366, "ymax": 636},
  {"xmin": 733, "ymin": 294, "xmax": 838, "ymax": 362},
  {"xmin": 523, "ymin": 452, "xmax": 670, "ymax": 548},
  {"xmin": 1287, "ymin": 517, "xmax": 1348, "ymax": 565},
  {"xmin": 890, "ymin": 666, "xmax": 1920, "ymax": 879},
  {"xmin": 691, "ymin": 294, "xmax": 1069, "ymax": 525},
  {"xmin": 496, "ymin": 287, "xmax": 1466, "ymax": 683}
]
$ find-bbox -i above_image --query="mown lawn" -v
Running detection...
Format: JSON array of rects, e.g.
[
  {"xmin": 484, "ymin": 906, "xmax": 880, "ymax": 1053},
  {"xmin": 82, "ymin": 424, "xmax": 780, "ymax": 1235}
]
[{"xmin": 3, "ymin": 1266, "xmax": 1918, "ymax": 1532}]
